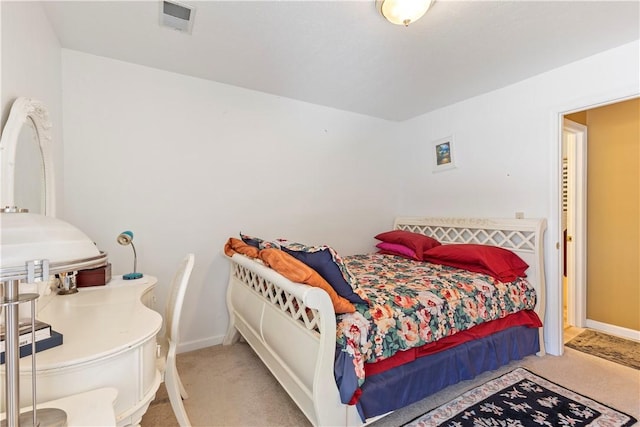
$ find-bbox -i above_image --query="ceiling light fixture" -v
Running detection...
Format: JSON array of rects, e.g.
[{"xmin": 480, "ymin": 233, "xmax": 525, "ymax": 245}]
[{"xmin": 376, "ymin": 0, "xmax": 434, "ymax": 27}]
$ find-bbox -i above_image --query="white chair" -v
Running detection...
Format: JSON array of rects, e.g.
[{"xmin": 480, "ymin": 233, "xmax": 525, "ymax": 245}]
[{"xmin": 157, "ymin": 253, "xmax": 195, "ymax": 427}]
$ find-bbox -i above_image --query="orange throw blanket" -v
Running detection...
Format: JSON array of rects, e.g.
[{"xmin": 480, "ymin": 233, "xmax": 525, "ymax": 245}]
[
  {"xmin": 224, "ymin": 237, "xmax": 259, "ymax": 259},
  {"xmin": 224, "ymin": 238, "xmax": 355, "ymax": 314},
  {"xmin": 259, "ymin": 249, "xmax": 355, "ymax": 314}
]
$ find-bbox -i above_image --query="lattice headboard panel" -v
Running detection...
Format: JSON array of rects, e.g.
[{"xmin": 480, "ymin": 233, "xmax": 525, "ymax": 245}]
[
  {"xmin": 396, "ymin": 223, "xmax": 537, "ymax": 253},
  {"xmin": 393, "ymin": 217, "xmax": 546, "ymax": 264},
  {"xmin": 231, "ymin": 261, "xmax": 321, "ymax": 334}
]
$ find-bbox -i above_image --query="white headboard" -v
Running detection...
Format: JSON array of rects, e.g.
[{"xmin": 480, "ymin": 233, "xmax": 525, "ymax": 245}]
[{"xmin": 393, "ymin": 217, "xmax": 547, "ymax": 354}]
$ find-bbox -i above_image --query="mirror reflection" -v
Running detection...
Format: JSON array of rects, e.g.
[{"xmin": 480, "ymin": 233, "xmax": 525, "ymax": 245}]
[
  {"xmin": 13, "ymin": 117, "xmax": 45, "ymax": 214},
  {"xmin": 0, "ymin": 97, "xmax": 55, "ymax": 216}
]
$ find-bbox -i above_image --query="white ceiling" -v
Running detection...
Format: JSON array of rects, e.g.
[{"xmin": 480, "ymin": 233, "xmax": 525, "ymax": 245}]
[{"xmin": 42, "ymin": 1, "xmax": 639, "ymax": 121}]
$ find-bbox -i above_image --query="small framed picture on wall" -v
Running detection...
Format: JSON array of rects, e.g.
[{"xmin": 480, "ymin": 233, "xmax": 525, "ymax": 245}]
[{"xmin": 432, "ymin": 136, "xmax": 456, "ymax": 172}]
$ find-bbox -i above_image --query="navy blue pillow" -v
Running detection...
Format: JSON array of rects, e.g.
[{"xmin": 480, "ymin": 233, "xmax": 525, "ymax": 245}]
[
  {"xmin": 281, "ymin": 248, "xmax": 368, "ymax": 306},
  {"xmin": 240, "ymin": 233, "xmax": 262, "ymax": 248}
]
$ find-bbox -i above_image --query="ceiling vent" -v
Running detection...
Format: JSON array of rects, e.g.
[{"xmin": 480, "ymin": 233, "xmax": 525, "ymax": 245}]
[{"xmin": 160, "ymin": 1, "xmax": 195, "ymax": 34}]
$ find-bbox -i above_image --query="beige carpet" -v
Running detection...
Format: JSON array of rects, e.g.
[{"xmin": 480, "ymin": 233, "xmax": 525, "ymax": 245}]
[{"xmin": 141, "ymin": 342, "xmax": 640, "ymax": 427}]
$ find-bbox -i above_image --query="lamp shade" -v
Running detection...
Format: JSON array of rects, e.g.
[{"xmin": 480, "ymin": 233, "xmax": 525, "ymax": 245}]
[
  {"xmin": 117, "ymin": 230, "xmax": 134, "ymax": 246},
  {"xmin": 0, "ymin": 211, "xmax": 107, "ymax": 281},
  {"xmin": 377, "ymin": 0, "xmax": 434, "ymax": 26}
]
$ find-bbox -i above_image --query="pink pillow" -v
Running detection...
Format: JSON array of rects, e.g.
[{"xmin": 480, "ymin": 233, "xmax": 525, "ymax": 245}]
[
  {"xmin": 422, "ymin": 244, "xmax": 529, "ymax": 282},
  {"xmin": 376, "ymin": 242, "xmax": 419, "ymax": 260},
  {"xmin": 374, "ymin": 230, "xmax": 441, "ymax": 259}
]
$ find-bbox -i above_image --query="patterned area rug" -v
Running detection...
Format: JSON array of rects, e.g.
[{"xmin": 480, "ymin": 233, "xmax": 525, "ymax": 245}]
[
  {"xmin": 566, "ymin": 329, "xmax": 640, "ymax": 370},
  {"xmin": 403, "ymin": 368, "xmax": 636, "ymax": 427}
]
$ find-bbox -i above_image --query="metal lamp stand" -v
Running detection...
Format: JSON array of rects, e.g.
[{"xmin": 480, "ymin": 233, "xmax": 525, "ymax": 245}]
[{"xmin": 1, "ymin": 279, "xmax": 67, "ymax": 427}]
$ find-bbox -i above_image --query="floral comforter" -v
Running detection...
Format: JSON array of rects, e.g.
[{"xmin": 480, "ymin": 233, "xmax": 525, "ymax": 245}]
[{"xmin": 336, "ymin": 253, "xmax": 537, "ymax": 388}]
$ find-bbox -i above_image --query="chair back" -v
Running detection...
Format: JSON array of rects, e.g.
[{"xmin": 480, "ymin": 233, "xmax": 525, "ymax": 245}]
[{"xmin": 165, "ymin": 254, "xmax": 195, "ymax": 345}]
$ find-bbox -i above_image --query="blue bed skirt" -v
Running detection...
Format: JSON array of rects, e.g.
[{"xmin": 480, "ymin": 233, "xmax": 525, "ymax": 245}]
[{"xmin": 355, "ymin": 325, "xmax": 540, "ymax": 420}]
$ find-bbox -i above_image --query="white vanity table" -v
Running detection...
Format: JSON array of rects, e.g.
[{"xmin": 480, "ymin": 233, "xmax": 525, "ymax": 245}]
[
  {"xmin": 0, "ymin": 98, "xmax": 163, "ymax": 426},
  {"xmin": 0, "ymin": 276, "xmax": 162, "ymax": 426}
]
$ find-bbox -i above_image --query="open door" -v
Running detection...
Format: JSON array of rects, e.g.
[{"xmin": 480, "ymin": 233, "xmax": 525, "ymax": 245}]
[{"xmin": 562, "ymin": 118, "xmax": 587, "ymax": 329}]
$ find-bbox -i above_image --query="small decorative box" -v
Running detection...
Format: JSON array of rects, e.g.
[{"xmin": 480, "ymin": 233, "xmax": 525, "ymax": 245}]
[{"xmin": 76, "ymin": 263, "xmax": 112, "ymax": 287}]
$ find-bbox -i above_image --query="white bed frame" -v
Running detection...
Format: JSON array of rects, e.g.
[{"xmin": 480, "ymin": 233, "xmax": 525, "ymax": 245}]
[{"xmin": 223, "ymin": 217, "xmax": 547, "ymax": 427}]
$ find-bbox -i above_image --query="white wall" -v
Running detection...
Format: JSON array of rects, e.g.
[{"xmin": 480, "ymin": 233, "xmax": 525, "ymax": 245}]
[
  {"xmin": 61, "ymin": 49, "xmax": 401, "ymax": 351},
  {"xmin": 7, "ymin": 1, "xmax": 639, "ymax": 357},
  {"xmin": 1, "ymin": 1, "xmax": 64, "ymax": 213},
  {"xmin": 398, "ymin": 40, "xmax": 640, "ymax": 355}
]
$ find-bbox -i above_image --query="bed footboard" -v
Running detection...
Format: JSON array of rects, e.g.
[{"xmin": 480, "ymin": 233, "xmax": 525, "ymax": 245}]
[{"xmin": 223, "ymin": 254, "xmax": 362, "ymax": 427}]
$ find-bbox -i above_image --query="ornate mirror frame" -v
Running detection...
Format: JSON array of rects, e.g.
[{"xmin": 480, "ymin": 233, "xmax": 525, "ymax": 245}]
[{"xmin": 0, "ymin": 97, "xmax": 56, "ymax": 216}]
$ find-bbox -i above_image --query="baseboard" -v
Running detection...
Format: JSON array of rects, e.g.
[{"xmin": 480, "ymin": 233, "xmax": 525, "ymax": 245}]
[
  {"xmin": 177, "ymin": 334, "xmax": 225, "ymax": 354},
  {"xmin": 585, "ymin": 319, "xmax": 640, "ymax": 341}
]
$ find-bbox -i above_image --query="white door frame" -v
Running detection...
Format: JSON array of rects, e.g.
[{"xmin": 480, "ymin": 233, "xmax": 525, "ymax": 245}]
[{"xmin": 562, "ymin": 119, "xmax": 587, "ymax": 328}]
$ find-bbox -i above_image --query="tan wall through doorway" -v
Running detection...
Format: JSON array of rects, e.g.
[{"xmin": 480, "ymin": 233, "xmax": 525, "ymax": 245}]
[{"xmin": 580, "ymin": 98, "xmax": 639, "ymax": 331}]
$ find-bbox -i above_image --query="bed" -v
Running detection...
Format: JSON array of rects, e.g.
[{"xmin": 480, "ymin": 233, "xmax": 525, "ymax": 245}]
[{"xmin": 222, "ymin": 217, "xmax": 546, "ymax": 426}]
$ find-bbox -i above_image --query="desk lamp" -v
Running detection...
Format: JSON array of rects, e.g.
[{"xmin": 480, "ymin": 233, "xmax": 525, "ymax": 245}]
[
  {"xmin": 117, "ymin": 231, "xmax": 143, "ymax": 280},
  {"xmin": 0, "ymin": 208, "xmax": 108, "ymax": 426}
]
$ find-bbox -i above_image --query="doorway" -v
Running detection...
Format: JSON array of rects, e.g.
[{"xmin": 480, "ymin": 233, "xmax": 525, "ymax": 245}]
[{"xmin": 561, "ymin": 97, "xmax": 640, "ymax": 345}]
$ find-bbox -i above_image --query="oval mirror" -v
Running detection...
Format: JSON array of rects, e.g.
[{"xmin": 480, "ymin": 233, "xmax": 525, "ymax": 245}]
[{"xmin": 0, "ymin": 98, "xmax": 55, "ymax": 216}]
